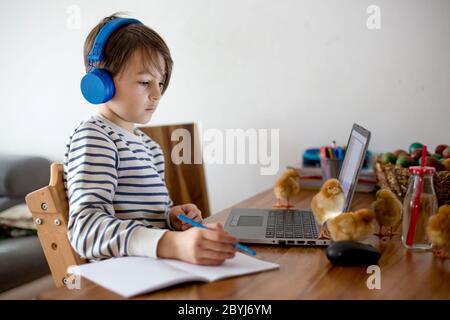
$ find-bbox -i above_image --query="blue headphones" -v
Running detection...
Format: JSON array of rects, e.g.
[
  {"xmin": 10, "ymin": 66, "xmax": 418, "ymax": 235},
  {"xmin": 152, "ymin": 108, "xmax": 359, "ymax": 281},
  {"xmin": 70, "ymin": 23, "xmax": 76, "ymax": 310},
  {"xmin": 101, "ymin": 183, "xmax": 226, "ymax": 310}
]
[{"xmin": 80, "ymin": 18, "xmax": 141, "ymax": 104}]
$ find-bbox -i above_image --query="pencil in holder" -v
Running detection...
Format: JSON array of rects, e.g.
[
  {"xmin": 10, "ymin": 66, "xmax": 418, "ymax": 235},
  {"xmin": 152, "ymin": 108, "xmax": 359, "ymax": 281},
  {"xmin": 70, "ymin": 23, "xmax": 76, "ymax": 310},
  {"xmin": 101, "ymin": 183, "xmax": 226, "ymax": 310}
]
[{"xmin": 321, "ymin": 158, "xmax": 343, "ymax": 181}]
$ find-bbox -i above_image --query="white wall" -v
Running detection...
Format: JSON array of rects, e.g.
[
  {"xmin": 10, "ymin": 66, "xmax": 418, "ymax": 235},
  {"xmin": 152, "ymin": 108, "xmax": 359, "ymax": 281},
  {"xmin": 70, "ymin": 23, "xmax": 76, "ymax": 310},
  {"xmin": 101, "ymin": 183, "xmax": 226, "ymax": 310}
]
[{"xmin": 1, "ymin": 0, "xmax": 449, "ymax": 214}]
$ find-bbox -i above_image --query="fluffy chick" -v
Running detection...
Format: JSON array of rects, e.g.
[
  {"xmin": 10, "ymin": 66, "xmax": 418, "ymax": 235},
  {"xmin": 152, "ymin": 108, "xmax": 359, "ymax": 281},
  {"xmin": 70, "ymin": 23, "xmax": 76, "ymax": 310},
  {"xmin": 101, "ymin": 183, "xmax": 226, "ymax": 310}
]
[
  {"xmin": 310, "ymin": 179, "xmax": 345, "ymax": 238},
  {"xmin": 311, "ymin": 179, "xmax": 345, "ymax": 225},
  {"xmin": 273, "ymin": 169, "xmax": 300, "ymax": 209},
  {"xmin": 427, "ymin": 204, "xmax": 450, "ymax": 259},
  {"xmin": 372, "ymin": 189, "xmax": 403, "ymax": 238},
  {"xmin": 327, "ymin": 209, "xmax": 376, "ymax": 242}
]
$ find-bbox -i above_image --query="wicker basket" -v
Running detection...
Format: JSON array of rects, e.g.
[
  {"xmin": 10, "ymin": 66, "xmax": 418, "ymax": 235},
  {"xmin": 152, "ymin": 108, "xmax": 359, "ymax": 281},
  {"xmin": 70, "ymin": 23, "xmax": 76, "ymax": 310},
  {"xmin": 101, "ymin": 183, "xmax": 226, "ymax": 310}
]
[{"xmin": 374, "ymin": 157, "xmax": 450, "ymax": 207}]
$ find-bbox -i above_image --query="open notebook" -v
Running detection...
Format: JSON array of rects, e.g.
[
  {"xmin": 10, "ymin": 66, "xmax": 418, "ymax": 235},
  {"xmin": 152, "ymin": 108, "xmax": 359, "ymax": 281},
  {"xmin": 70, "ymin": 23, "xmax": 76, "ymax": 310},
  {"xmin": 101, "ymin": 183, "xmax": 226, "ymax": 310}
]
[{"xmin": 68, "ymin": 253, "xmax": 279, "ymax": 298}]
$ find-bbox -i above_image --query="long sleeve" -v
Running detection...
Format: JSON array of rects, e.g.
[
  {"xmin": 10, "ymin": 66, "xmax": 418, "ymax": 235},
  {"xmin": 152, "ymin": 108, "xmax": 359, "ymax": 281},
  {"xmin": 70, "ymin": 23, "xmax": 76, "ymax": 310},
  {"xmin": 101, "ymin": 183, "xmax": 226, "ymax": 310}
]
[{"xmin": 65, "ymin": 123, "xmax": 168, "ymax": 260}]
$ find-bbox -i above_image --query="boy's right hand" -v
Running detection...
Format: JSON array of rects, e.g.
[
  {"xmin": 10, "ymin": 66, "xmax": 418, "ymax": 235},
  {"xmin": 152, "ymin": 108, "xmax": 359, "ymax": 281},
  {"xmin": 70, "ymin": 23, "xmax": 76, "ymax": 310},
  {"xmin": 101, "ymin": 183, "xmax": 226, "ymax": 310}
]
[{"xmin": 157, "ymin": 223, "xmax": 238, "ymax": 265}]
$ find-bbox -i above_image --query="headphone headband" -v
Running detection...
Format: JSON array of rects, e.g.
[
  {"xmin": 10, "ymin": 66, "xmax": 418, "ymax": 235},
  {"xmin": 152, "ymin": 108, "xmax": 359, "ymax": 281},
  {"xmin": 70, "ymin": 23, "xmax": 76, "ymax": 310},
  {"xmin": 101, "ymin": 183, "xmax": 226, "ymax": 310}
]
[
  {"xmin": 88, "ymin": 18, "xmax": 141, "ymax": 65},
  {"xmin": 81, "ymin": 17, "xmax": 142, "ymax": 104}
]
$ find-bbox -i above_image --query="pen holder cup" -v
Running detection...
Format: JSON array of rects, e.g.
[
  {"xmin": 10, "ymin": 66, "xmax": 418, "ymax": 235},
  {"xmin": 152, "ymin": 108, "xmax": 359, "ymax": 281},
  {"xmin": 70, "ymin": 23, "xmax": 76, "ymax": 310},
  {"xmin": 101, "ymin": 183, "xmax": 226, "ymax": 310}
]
[{"xmin": 321, "ymin": 158, "xmax": 343, "ymax": 181}]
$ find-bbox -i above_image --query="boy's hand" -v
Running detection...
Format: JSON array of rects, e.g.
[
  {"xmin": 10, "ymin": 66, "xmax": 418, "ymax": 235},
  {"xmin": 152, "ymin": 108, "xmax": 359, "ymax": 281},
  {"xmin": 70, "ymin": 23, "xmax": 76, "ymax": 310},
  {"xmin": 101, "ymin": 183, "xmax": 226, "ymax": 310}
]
[
  {"xmin": 157, "ymin": 223, "xmax": 238, "ymax": 265},
  {"xmin": 169, "ymin": 203, "xmax": 203, "ymax": 231}
]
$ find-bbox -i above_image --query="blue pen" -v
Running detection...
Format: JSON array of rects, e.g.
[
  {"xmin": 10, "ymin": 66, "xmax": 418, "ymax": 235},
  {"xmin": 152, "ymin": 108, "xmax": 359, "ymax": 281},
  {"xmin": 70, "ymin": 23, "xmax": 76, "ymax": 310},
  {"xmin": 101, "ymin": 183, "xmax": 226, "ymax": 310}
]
[
  {"xmin": 337, "ymin": 147, "xmax": 344, "ymax": 160},
  {"xmin": 177, "ymin": 214, "xmax": 257, "ymax": 256},
  {"xmin": 331, "ymin": 141, "xmax": 339, "ymax": 158}
]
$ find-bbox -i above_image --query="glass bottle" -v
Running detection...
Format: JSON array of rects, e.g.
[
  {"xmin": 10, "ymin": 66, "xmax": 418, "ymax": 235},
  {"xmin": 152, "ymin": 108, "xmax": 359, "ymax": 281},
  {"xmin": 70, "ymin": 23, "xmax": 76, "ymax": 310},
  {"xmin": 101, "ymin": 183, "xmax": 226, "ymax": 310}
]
[{"xmin": 402, "ymin": 166, "xmax": 438, "ymax": 250}]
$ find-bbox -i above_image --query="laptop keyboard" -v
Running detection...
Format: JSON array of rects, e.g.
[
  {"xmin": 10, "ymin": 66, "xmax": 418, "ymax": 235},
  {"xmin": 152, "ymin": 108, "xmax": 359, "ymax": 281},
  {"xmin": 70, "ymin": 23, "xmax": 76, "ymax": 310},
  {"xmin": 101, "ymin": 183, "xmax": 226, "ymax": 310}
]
[{"xmin": 265, "ymin": 210, "xmax": 319, "ymax": 239}]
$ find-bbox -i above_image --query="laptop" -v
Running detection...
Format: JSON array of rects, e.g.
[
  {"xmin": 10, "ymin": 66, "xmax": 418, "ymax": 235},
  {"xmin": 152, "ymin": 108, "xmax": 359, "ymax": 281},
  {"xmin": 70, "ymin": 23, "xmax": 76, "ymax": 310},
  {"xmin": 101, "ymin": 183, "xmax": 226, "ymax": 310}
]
[{"xmin": 224, "ymin": 123, "xmax": 371, "ymax": 246}]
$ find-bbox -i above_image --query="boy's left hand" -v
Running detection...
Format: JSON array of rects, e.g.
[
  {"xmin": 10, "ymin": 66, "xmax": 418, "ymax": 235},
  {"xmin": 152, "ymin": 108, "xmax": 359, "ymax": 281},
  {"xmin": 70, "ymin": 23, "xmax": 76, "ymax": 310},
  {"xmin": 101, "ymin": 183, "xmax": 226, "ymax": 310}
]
[{"xmin": 168, "ymin": 204, "xmax": 203, "ymax": 231}]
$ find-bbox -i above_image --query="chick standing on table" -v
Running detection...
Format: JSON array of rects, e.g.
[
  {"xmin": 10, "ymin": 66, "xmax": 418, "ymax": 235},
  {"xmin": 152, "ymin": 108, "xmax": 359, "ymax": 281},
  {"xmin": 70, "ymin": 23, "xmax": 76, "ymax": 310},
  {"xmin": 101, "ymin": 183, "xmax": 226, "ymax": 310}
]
[
  {"xmin": 371, "ymin": 189, "xmax": 403, "ymax": 238},
  {"xmin": 310, "ymin": 179, "xmax": 345, "ymax": 238},
  {"xmin": 273, "ymin": 169, "xmax": 300, "ymax": 209},
  {"xmin": 427, "ymin": 205, "xmax": 450, "ymax": 259},
  {"xmin": 327, "ymin": 209, "xmax": 376, "ymax": 242}
]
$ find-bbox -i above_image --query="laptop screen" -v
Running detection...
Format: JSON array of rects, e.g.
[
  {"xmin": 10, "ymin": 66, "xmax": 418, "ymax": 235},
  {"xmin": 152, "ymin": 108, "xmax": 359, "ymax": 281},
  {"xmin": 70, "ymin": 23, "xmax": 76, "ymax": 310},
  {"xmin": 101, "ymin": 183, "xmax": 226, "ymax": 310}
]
[{"xmin": 338, "ymin": 124, "xmax": 371, "ymax": 211}]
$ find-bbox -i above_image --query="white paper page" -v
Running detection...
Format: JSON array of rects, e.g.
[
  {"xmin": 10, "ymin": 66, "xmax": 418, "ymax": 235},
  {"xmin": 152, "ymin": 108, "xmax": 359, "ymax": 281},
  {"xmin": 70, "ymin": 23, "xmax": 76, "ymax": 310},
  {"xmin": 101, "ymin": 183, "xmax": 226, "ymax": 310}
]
[
  {"xmin": 69, "ymin": 257, "xmax": 203, "ymax": 298},
  {"xmin": 163, "ymin": 252, "xmax": 279, "ymax": 282}
]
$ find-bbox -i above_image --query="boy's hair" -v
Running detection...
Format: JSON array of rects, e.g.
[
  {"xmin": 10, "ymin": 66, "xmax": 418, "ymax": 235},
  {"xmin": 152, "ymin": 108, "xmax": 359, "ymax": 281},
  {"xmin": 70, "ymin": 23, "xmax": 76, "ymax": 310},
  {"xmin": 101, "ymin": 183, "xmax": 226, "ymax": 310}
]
[{"xmin": 83, "ymin": 13, "xmax": 173, "ymax": 94}]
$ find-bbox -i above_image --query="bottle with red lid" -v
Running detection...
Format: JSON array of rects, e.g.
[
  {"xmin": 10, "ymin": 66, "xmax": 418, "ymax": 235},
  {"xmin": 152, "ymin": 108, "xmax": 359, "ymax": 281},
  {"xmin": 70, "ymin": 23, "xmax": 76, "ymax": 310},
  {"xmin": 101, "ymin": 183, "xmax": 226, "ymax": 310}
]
[{"xmin": 402, "ymin": 166, "xmax": 438, "ymax": 250}]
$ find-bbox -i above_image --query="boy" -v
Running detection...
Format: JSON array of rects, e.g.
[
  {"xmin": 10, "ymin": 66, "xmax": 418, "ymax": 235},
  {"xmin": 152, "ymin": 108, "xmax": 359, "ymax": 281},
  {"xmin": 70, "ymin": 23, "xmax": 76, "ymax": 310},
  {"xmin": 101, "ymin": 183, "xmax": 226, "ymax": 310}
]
[{"xmin": 64, "ymin": 14, "xmax": 237, "ymax": 265}]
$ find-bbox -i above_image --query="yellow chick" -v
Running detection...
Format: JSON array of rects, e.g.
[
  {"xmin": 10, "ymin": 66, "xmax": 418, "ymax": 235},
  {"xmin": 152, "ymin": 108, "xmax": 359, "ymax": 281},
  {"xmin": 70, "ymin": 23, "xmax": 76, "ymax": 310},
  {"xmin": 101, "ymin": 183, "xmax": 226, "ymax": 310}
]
[
  {"xmin": 427, "ymin": 205, "xmax": 450, "ymax": 259},
  {"xmin": 327, "ymin": 209, "xmax": 376, "ymax": 242},
  {"xmin": 310, "ymin": 179, "xmax": 345, "ymax": 238},
  {"xmin": 273, "ymin": 169, "xmax": 300, "ymax": 209},
  {"xmin": 372, "ymin": 189, "xmax": 403, "ymax": 238},
  {"xmin": 311, "ymin": 179, "xmax": 344, "ymax": 223}
]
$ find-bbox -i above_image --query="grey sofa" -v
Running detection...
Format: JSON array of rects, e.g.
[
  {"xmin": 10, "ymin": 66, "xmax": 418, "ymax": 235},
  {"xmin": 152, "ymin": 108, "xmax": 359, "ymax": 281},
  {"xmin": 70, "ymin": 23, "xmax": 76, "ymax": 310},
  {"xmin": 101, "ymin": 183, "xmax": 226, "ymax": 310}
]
[{"xmin": 0, "ymin": 155, "xmax": 51, "ymax": 293}]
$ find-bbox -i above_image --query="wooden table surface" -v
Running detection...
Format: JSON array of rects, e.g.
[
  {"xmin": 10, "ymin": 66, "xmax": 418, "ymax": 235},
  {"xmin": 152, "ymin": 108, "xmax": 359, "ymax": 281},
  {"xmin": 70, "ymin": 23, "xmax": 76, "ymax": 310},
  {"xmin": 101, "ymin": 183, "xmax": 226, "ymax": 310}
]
[{"xmin": 38, "ymin": 189, "xmax": 450, "ymax": 300}]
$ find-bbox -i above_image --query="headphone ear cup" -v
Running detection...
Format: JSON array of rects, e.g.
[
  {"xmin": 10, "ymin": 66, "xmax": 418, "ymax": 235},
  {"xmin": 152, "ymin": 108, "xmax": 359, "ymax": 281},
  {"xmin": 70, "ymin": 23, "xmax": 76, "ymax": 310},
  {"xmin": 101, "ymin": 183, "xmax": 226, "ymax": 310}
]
[{"xmin": 80, "ymin": 68, "xmax": 115, "ymax": 104}]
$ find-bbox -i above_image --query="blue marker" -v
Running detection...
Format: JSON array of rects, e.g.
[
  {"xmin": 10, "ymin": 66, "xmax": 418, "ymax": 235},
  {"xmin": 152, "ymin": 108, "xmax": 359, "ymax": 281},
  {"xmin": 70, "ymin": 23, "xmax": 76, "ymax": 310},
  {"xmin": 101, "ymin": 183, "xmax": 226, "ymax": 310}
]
[
  {"xmin": 177, "ymin": 214, "xmax": 257, "ymax": 256},
  {"xmin": 337, "ymin": 147, "xmax": 344, "ymax": 160}
]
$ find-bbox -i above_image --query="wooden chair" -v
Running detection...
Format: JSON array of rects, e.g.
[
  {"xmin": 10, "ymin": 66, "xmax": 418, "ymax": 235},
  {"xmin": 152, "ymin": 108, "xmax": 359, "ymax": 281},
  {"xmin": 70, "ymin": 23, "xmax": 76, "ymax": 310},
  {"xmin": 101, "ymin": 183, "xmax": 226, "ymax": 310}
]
[
  {"xmin": 139, "ymin": 123, "xmax": 210, "ymax": 217},
  {"xmin": 25, "ymin": 163, "xmax": 86, "ymax": 288},
  {"xmin": 26, "ymin": 122, "xmax": 210, "ymax": 287}
]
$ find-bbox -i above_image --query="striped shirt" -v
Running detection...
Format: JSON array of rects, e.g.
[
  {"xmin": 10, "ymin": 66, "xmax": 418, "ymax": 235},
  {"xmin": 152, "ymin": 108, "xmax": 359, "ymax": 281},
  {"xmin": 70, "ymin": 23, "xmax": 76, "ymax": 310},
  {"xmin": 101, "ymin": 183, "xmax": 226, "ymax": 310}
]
[{"xmin": 64, "ymin": 114, "xmax": 173, "ymax": 260}]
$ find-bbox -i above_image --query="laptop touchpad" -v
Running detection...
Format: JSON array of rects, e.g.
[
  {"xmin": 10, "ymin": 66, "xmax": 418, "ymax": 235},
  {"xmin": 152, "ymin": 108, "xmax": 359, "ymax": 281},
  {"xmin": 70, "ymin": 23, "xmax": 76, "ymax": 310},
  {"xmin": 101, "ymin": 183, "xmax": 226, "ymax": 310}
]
[{"xmin": 237, "ymin": 216, "xmax": 263, "ymax": 227}]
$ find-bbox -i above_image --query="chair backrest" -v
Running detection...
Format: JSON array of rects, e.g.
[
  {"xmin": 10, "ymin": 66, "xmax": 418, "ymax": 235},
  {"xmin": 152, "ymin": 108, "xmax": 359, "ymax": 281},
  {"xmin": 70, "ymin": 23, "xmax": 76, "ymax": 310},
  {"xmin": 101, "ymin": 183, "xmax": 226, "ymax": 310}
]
[
  {"xmin": 139, "ymin": 123, "xmax": 211, "ymax": 217},
  {"xmin": 25, "ymin": 163, "xmax": 85, "ymax": 288}
]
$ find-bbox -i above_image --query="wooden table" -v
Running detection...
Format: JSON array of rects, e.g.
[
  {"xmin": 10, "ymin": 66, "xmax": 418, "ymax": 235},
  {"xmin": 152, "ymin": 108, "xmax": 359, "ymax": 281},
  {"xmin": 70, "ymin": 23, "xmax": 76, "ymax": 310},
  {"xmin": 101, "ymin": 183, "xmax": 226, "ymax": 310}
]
[{"xmin": 38, "ymin": 189, "xmax": 450, "ymax": 300}]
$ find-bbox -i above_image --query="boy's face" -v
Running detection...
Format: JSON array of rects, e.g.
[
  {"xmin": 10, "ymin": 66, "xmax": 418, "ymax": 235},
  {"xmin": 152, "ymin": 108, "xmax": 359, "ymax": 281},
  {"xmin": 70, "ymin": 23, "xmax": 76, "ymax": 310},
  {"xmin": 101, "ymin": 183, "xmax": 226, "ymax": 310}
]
[{"xmin": 105, "ymin": 49, "xmax": 166, "ymax": 126}]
